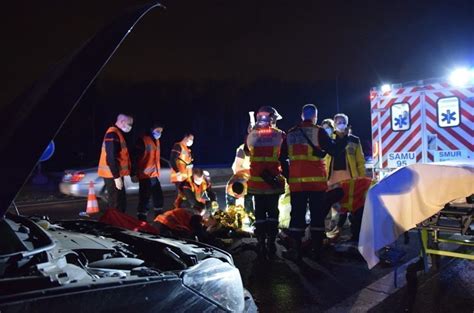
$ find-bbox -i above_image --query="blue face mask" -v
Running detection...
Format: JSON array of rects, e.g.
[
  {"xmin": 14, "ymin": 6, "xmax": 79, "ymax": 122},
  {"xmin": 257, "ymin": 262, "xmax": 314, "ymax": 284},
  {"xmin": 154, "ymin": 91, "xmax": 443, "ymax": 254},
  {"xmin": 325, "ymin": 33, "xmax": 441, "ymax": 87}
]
[{"xmin": 152, "ymin": 130, "xmax": 161, "ymax": 140}]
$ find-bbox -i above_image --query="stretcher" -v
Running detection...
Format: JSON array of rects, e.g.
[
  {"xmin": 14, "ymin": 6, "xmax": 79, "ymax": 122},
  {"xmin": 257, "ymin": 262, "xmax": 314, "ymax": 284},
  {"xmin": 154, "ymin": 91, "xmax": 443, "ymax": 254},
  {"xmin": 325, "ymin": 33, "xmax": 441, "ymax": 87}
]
[
  {"xmin": 416, "ymin": 198, "xmax": 473, "ymax": 271},
  {"xmin": 359, "ymin": 161, "xmax": 474, "ymax": 269}
]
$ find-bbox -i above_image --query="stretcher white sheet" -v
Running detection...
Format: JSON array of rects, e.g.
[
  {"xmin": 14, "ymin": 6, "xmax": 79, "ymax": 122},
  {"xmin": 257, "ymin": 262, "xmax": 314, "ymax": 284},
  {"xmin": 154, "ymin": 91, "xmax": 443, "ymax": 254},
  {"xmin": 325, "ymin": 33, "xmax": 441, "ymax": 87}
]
[{"xmin": 358, "ymin": 161, "xmax": 474, "ymax": 269}]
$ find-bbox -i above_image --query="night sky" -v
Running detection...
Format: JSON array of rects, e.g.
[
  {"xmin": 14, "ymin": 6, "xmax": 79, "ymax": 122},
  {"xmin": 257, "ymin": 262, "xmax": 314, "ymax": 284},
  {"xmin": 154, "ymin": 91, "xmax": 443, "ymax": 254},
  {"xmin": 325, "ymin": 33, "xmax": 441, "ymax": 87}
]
[{"xmin": 2, "ymin": 0, "xmax": 473, "ymax": 170}]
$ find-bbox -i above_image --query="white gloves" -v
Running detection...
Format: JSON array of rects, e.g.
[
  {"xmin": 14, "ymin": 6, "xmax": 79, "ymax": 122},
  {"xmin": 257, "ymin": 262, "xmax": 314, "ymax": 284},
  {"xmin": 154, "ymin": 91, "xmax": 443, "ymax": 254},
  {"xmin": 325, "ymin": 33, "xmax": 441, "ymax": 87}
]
[{"xmin": 114, "ymin": 177, "xmax": 124, "ymax": 190}]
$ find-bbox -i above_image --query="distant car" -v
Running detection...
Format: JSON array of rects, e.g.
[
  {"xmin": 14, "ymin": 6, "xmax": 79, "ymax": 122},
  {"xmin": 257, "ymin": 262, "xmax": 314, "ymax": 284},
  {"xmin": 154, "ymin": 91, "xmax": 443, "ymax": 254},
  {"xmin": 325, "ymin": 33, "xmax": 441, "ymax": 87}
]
[{"xmin": 60, "ymin": 158, "xmax": 174, "ymax": 199}]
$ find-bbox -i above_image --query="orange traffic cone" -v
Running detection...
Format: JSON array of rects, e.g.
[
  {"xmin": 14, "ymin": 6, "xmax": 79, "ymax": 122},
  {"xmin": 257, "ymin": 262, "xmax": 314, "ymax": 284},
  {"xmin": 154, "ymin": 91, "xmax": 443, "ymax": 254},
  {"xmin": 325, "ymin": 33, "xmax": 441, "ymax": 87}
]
[{"xmin": 85, "ymin": 181, "xmax": 100, "ymax": 215}]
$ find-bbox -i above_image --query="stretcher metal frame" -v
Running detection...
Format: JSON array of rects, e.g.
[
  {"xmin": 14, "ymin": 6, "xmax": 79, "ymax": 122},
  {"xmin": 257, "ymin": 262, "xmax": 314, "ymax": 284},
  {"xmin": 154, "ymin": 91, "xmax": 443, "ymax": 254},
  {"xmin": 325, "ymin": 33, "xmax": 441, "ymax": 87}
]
[{"xmin": 416, "ymin": 199, "xmax": 474, "ymax": 272}]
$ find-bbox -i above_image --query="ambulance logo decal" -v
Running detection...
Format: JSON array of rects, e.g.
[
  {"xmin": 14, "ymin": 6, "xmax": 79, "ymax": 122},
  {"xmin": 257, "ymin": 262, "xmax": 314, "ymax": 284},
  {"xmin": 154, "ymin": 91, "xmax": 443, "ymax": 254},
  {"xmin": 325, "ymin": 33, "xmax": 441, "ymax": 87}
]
[
  {"xmin": 441, "ymin": 109, "xmax": 456, "ymax": 124},
  {"xmin": 394, "ymin": 114, "xmax": 408, "ymax": 128}
]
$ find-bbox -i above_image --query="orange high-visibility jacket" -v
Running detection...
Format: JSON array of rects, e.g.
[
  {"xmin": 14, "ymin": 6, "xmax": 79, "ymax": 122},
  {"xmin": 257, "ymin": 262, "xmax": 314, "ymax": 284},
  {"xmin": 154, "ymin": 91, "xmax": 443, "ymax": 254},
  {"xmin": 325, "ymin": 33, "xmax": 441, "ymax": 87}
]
[
  {"xmin": 137, "ymin": 135, "xmax": 161, "ymax": 180},
  {"xmin": 174, "ymin": 178, "xmax": 209, "ymax": 210},
  {"xmin": 286, "ymin": 122, "xmax": 328, "ymax": 192},
  {"xmin": 154, "ymin": 208, "xmax": 194, "ymax": 234},
  {"xmin": 246, "ymin": 126, "xmax": 286, "ymax": 195},
  {"xmin": 170, "ymin": 141, "xmax": 193, "ymax": 183},
  {"xmin": 338, "ymin": 177, "xmax": 373, "ymax": 213},
  {"xmin": 98, "ymin": 127, "xmax": 131, "ymax": 178}
]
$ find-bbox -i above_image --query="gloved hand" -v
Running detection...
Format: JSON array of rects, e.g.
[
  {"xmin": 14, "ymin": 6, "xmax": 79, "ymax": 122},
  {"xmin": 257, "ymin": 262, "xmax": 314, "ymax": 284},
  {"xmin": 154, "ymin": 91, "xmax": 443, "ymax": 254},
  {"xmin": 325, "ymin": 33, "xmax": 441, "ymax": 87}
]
[
  {"xmin": 131, "ymin": 176, "xmax": 139, "ymax": 183},
  {"xmin": 114, "ymin": 177, "xmax": 123, "ymax": 190}
]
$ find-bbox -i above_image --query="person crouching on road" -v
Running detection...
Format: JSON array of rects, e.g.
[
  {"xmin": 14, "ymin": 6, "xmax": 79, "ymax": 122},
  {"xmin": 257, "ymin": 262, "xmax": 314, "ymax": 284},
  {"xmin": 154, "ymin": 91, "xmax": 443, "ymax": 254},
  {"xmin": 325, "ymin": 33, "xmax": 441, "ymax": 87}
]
[
  {"xmin": 154, "ymin": 168, "xmax": 217, "ymax": 241},
  {"xmin": 98, "ymin": 114, "xmax": 134, "ymax": 213},
  {"xmin": 133, "ymin": 122, "xmax": 165, "ymax": 221},
  {"xmin": 170, "ymin": 133, "xmax": 194, "ymax": 189},
  {"xmin": 246, "ymin": 106, "xmax": 286, "ymax": 259},
  {"xmin": 226, "ymin": 143, "xmax": 254, "ymax": 216}
]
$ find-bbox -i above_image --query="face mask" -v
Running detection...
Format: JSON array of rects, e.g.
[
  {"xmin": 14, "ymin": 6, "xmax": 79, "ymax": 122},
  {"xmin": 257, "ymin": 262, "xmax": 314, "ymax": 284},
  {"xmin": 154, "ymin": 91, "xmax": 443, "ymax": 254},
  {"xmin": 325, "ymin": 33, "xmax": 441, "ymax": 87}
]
[
  {"xmin": 325, "ymin": 128, "xmax": 333, "ymax": 136},
  {"xmin": 121, "ymin": 124, "xmax": 132, "ymax": 133},
  {"xmin": 194, "ymin": 177, "xmax": 203, "ymax": 185},
  {"xmin": 152, "ymin": 130, "xmax": 161, "ymax": 140},
  {"xmin": 186, "ymin": 140, "xmax": 193, "ymax": 147},
  {"xmin": 336, "ymin": 123, "xmax": 346, "ymax": 132}
]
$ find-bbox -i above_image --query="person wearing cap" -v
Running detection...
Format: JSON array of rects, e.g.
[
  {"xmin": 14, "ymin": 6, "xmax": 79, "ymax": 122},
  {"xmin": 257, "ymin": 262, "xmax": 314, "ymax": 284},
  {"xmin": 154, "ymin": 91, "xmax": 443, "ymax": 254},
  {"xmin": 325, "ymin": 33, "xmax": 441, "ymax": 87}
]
[
  {"xmin": 133, "ymin": 122, "xmax": 165, "ymax": 221},
  {"xmin": 281, "ymin": 104, "xmax": 348, "ymax": 261},
  {"xmin": 246, "ymin": 106, "xmax": 286, "ymax": 259}
]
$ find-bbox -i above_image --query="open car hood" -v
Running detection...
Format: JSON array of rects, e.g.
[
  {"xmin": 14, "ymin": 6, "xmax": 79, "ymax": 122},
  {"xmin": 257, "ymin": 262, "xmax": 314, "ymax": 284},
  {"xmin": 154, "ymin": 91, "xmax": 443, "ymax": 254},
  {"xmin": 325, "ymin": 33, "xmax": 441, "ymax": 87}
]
[{"xmin": 0, "ymin": 2, "xmax": 164, "ymax": 217}]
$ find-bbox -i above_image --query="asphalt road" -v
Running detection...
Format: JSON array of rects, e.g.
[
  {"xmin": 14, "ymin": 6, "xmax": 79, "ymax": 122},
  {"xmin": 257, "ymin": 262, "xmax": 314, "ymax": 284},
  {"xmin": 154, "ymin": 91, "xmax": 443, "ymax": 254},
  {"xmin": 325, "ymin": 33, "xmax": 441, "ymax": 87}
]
[{"xmin": 12, "ymin": 189, "xmax": 473, "ymax": 313}]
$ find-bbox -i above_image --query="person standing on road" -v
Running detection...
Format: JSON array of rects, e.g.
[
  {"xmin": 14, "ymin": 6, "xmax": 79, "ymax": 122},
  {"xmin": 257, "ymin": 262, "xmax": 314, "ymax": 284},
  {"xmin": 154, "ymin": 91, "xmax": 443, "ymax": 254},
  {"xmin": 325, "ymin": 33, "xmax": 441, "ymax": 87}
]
[
  {"xmin": 98, "ymin": 114, "xmax": 134, "ymax": 213},
  {"xmin": 325, "ymin": 113, "xmax": 366, "ymax": 240},
  {"xmin": 246, "ymin": 106, "xmax": 286, "ymax": 259},
  {"xmin": 170, "ymin": 133, "xmax": 194, "ymax": 189},
  {"xmin": 133, "ymin": 123, "xmax": 165, "ymax": 221},
  {"xmin": 281, "ymin": 104, "xmax": 348, "ymax": 261}
]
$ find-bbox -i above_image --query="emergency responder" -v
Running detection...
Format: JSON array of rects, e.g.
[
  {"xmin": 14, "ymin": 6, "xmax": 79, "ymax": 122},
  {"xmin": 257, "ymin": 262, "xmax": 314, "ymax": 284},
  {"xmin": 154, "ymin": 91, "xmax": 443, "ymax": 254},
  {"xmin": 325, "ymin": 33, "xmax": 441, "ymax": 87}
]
[
  {"xmin": 170, "ymin": 133, "xmax": 194, "ymax": 188},
  {"xmin": 98, "ymin": 114, "xmax": 134, "ymax": 213},
  {"xmin": 321, "ymin": 118, "xmax": 335, "ymax": 138},
  {"xmin": 326, "ymin": 113, "xmax": 365, "ymax": 239},
  {"xmin": 133, "ymin": 123, "xmax": 164, "ymax": 221},
  {"xmin": 281, "ymin": 104, "xmax": 348, "ymax": 261},
  {"xmin": 246, "ymin": 106, "xmax": 286, "ymax": 259},
  {"xmin": 154, "ymin": 168, "xmax": 217, "ymax": 241},
  {"xmin": 226, "ymin": 143, "xmax": 254, "ymax": 215}
]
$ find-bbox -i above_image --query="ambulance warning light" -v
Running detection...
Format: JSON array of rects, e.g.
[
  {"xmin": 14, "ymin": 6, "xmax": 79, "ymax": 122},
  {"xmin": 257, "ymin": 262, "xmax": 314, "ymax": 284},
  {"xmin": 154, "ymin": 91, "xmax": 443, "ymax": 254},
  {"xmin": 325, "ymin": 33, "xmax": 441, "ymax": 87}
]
[
  {"xmin": 449, "ymin": 68, "xmax": 472, "ymax": 87},
  {"xmin": 381, "ymin": 84, "xmax": 391, "ymax": 93}
]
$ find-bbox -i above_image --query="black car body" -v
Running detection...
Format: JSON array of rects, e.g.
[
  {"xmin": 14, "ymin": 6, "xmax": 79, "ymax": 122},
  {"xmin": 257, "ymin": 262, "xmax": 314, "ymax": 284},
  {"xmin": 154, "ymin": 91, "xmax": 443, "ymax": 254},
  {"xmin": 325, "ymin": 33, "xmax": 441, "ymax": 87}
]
[{"xmin": 0, "ymin": 2, "xmax": 255, "ymax": 312}]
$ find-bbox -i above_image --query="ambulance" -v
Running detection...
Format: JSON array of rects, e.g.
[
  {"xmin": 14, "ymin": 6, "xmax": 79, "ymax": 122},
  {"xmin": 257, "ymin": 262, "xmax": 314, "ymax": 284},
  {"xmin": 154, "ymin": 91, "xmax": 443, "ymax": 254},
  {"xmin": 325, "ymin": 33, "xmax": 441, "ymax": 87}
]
[{"xmin": 369, "ymin": 69, "xmax": 474, "ymax": 179}]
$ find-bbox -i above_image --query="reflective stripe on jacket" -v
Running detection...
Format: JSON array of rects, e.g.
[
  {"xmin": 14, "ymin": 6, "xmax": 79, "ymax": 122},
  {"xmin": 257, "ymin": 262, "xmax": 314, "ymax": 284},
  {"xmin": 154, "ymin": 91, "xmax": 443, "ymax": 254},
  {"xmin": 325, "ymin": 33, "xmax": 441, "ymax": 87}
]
[
  {"xmin": 137, "ymin": 135, "xmax": 161, "ymax": 179},
  {"xmin": 286, "ymin": 123, "xmax": 327, "ymax": 192},
  {"xmin": 170, "ymin": 141, "xmax": 193, "ymax": 183},
  {"xmin": 246, "ymin": 126, "xmax": 286, "ymax": 195},
  {"xmin": 98, "ymin": 127, "xmax": 131, "ymax": 178}
]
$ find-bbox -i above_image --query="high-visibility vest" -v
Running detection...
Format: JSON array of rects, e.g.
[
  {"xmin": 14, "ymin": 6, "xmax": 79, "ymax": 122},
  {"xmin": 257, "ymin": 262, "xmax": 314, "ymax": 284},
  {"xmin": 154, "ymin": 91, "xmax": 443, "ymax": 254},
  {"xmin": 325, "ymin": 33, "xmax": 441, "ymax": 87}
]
[
  {"xmin": 170, "ymin": 141, "xmax": 193, "ymax": 183},
  {"xmin": 286, "ymin": 123, "xmax": 327, "ymax": 192},
  {"xmin": 98, "ymin": 127, "xmax": 131, "ymax": 178},
  {"xmin": 246, "ymin": 126, "xmax": 286, "ymax": 195},
  {"xmin": 174, "ymin": 178, "xmax": 208, "ymax": 209},
  {"xmin": 338, "ymin": 177, "xmax": 373, "ymax": 213},
  {"xmin": 154, "ymin": 208, "xmax": 194, "ymax": 234},
  {"xmin": 226, "ymin": 170, "xmax": 250, "ymax": 198},
  {"xmin": 137, "ymin": 135, "xmax": 161, "ymax": 180}
]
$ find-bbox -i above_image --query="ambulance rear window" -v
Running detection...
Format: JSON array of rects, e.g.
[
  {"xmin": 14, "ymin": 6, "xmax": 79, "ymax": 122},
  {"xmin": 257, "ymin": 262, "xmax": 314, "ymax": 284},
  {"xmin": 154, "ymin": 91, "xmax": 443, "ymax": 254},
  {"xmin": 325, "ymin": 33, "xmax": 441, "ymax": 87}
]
[
  {"xmin": 437, "ymin": 97, "xmax": 460, "ymax": 128},
  {"xmin": 390, "ymin": 103, "xmax": 410, "ymax": 131}
]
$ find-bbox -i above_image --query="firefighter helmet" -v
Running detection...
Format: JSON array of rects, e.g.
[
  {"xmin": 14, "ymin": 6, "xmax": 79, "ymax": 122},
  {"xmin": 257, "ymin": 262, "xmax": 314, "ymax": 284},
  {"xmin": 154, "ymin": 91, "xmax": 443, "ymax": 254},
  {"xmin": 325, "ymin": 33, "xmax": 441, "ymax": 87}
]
[{"xmin": 256, "ymin": 106, "xmax": 282, "ymax": 125}]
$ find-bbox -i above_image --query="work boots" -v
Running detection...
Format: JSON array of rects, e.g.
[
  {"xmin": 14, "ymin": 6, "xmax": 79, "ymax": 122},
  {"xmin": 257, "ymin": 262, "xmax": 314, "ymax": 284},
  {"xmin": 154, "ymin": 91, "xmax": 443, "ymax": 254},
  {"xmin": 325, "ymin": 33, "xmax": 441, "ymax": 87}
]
[
  {"xmin": 266, "ymin": 236, "xmax": 277, "ymax": 259},
  {"xmin": 282, "ymin": 237, "xmax": 302, "ymax": 262},
  {"xmin": 256, "ymin": 236, "xmax": 267, "ymax": 259}
]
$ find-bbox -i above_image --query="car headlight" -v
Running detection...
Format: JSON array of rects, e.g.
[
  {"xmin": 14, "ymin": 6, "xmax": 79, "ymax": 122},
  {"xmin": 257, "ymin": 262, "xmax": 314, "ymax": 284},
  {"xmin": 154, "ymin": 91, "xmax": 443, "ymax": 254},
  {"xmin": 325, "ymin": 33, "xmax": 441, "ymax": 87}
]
[{"xmin": 182, "ymin": 258, "xmax": 245, "ymax": 312}]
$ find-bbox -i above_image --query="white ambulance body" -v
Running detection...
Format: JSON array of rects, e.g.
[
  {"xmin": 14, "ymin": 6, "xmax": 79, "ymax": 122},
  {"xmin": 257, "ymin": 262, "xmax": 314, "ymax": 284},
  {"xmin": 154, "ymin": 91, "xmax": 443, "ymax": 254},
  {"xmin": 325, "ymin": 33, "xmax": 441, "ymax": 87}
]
[{"xmin": 370, "ymin": 78, "xmax": 474, "ymax": 179}]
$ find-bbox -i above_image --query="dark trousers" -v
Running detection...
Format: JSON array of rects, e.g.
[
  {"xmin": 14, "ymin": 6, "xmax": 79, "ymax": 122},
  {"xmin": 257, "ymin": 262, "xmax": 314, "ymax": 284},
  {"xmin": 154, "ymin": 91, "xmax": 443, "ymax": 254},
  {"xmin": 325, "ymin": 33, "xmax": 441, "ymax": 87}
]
[
  {"xmin": 104, "ymin": 177, "xmax": 127, "ymax": 213},
  {"xmin": 226, "ymin": 193, "xmax": 254, "ymax": 214},
  {"xmin": 289, "ymin": 191, "xmax": 327, "ymax": 239},
  {"xmin": 349, "ymin": 207, "xmax": 364, "ymax": 241},
  {"xmin": 137, "ymin": 177, "xmax": 164, "ymax": 214},
  {"xmin": 252, "ymin": 194, "xmax": 280, "ymax": 239}
]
